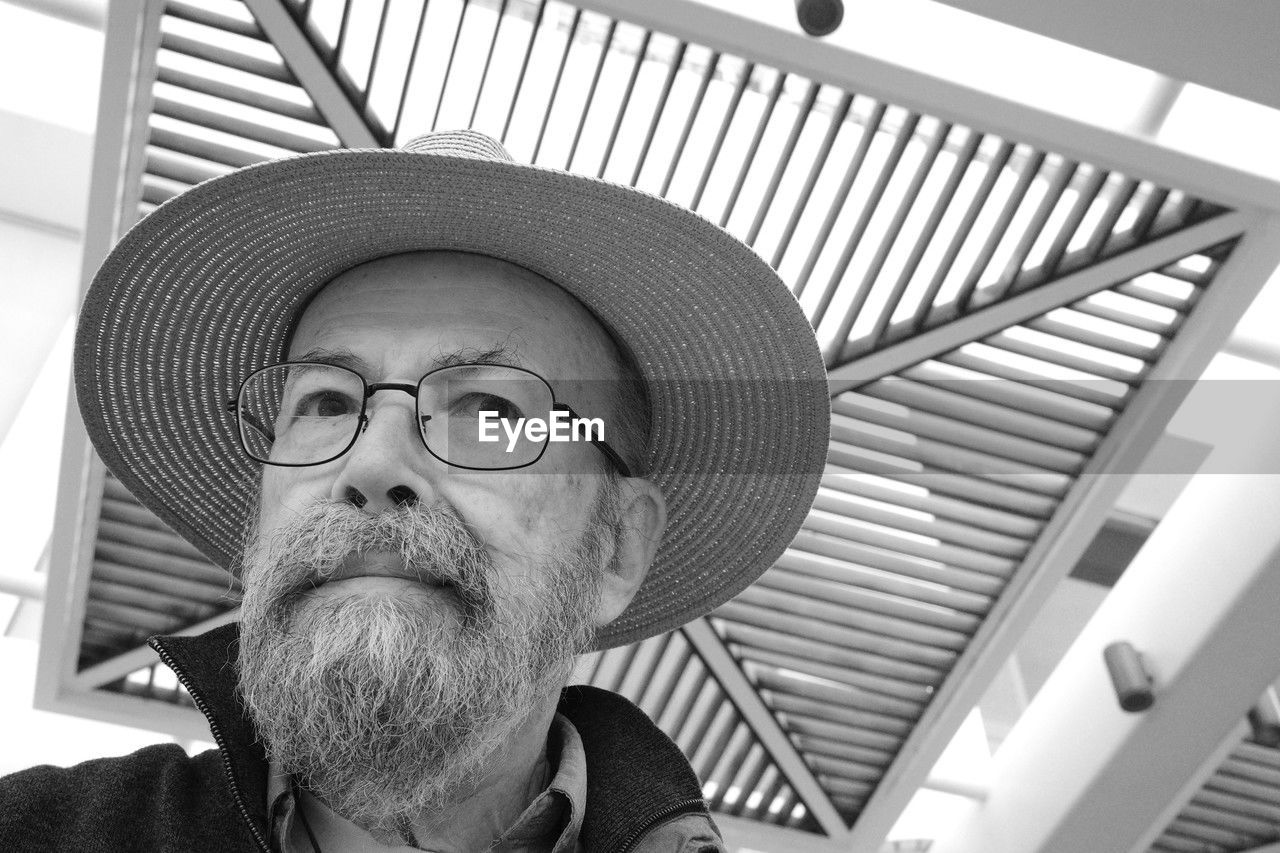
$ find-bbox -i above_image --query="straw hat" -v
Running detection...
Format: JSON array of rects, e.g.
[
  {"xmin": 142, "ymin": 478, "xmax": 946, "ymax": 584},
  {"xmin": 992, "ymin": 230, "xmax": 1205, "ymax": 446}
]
[{"xmin": 75, "ymin": 130, "xmax": 830, "ymax": 649}]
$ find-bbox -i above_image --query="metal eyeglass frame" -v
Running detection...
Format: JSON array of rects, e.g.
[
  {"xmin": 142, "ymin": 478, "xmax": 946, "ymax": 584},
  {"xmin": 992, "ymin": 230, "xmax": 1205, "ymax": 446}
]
[{"xmin": 227, "ymin": 360, "xmax": 633, "ymax": 477}]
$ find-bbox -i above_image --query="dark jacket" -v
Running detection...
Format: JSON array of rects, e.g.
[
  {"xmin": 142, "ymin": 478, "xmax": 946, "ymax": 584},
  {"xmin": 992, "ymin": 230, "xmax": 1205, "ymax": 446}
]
[{"xmin": 0, "ymin": 624, "xmax": 720, "ymax": 852}]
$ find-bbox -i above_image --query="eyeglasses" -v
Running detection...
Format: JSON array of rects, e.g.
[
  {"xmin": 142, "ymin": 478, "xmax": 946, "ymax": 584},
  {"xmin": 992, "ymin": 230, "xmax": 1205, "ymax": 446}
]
[{"xmin": 227, "ymin": 361, "xmax": 631, "ymax": 475}]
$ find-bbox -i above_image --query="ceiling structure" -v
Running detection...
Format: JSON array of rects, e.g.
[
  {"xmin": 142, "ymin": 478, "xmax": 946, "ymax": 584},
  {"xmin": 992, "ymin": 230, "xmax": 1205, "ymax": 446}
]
[{"xmin": 32, "ymin": 0, "xmax": 1280, "ymax": 850}]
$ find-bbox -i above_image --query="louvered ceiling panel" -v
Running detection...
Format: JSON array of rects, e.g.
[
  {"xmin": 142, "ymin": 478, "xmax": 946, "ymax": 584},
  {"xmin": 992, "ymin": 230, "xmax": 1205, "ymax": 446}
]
[
  {"xmin": 69, "ymin": 0, "xmax": 1258, "ymax": 842},
  {"xmin": 82, "ymin": 472, "xmax": 240, "ymax": 671},
  {"xmin": 579, "ymin": 631, "xmax": 822, "ymax": 831},
  {"xmin": 712, "ymin": 245, "xmax": 1217, "ymax": 823},
  {"xmin": 272, "ymin": 0, "xmax": 1225, "ymax": 368},
  {"xmin": 1148, "ymin": 733, "xmax": 1280, "ymax": 853},
  {"xmin": 141, "ymin": 0, "xmax": 339, "ymax": 217}
]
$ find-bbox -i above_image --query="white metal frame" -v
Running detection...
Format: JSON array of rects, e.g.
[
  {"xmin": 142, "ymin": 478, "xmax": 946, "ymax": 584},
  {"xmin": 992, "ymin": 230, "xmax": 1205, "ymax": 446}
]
[{"xmin": 35, "ymin": 0, "xmax": 182, "ymax": 730}]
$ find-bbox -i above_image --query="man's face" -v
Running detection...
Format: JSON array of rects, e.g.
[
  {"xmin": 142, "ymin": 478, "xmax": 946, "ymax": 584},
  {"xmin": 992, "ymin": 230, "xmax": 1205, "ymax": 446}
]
[
  {"xmin": 236, "ymin": 251, "xmax": 645, "ymax": 837},
  {"xmin": 259, "ymin": 250, "xmax": 630, "ymax": 606}
]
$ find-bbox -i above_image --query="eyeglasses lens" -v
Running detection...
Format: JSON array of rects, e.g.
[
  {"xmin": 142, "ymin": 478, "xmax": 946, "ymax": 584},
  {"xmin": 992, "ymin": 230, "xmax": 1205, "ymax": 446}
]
[
  {"xmin": 238, "ymin": 363, "xmax": 365, "ymax": 465},
  {"xmin": 422, "ymin": 365, "xmax": 553, "ymax": 470}
]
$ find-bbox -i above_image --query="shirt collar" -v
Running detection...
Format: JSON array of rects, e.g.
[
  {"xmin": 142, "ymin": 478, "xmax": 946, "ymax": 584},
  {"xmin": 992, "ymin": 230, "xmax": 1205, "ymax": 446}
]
[{"xmin": 267, "ymin": 713, "xmax": 586, "ymax": 852}]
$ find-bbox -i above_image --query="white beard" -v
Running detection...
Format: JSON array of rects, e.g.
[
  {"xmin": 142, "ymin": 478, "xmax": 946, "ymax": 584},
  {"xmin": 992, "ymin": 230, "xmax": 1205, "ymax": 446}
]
[{"xmin": 236, "ymin": 490, "xmax": 615, "ymax": 839}]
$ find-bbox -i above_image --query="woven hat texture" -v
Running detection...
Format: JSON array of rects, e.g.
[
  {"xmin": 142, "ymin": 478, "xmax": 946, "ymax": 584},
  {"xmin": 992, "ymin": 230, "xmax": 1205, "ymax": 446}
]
[{"xmin": 75, "ymin": 130, "xmax": 830, "ymax": 650}]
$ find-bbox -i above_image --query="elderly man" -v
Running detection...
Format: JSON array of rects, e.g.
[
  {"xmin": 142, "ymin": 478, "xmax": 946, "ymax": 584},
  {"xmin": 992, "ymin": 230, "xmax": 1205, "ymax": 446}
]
[{"xmin": 0, "ymin": 131, "xmax": 828, "ymax": 852}]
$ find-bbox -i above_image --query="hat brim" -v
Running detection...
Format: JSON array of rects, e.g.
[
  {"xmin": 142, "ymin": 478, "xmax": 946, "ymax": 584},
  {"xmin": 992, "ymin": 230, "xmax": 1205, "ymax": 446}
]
[{"xmin": 75, "ymin": 148, "xmax": 830, "ymax": 650}]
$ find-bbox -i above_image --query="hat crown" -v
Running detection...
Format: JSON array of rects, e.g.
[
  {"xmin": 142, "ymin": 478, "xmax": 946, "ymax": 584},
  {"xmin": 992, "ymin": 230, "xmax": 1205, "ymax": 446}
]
[{"xmin": 401, "ymin": 129, "xmax": 515, "ymax": 162}]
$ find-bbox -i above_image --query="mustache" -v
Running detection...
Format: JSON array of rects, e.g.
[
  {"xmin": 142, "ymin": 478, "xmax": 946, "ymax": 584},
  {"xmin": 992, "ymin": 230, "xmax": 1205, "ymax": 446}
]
[{"xmin": 252, "ymin": 500, "xmax": 496, "ymax": 623}]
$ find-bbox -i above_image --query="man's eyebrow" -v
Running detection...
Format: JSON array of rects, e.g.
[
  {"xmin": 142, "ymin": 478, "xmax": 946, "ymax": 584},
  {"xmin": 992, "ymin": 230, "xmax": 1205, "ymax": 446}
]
[
  {"xmin": 291, "ymin": 347, "xmax": 375, "ymax": 375},
  {"xmin": 431, "ymin": 344, "xmax": 523, "ymax": 369},
  {"xmin": 289, "ymin": 344, "xmax": 523, "ymax": 374}
]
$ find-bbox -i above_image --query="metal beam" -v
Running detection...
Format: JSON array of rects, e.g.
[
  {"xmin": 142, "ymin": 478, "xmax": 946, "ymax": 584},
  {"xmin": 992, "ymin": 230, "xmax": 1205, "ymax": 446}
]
[
  {"xmin": 1128, "ymin": 76, "xmax": 1185, "ymax": 138},
  {"xmin": 570, "ymin": 0, "xmax": 1280, "ymax": 212},
  {"xmin": 0, "ymin": 573, "xmax": 46, "ymax": 601},
  {"xmin": 682, "ymin": 618, "xmax": 849, "ymax": 839},
  {"xmin": 842, "ymin": 212, "xmax": 1280, "ymax": 851},
  {"xmin": 1223, "ymin": 335, "xmax": 1280, "ymax": 370},
  {"xmin": 826, "ymin": 210, "xmax": 1250, "ymax": 393},
  {"xmin": 240, "ymin": 0, "xmax": 381, "ymax": 148},
  {"xmin": 35, "ymin": 0, "xmax": 160, "ymax": 717},
  {"xmin": 74, "ymin": 608, "xmax": 240, "ymax": 690},
  {"xmin": 929, "ymin": 401, "xmax": 1280, "ymax": 853}
]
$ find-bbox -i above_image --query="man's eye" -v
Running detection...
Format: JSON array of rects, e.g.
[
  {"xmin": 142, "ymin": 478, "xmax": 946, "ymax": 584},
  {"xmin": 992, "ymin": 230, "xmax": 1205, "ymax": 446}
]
[
  {"xmin": 456, "ymin": 393, "xmax": 522, "ymax": 421},
  {"xmin": 297, "ymin": 391, "xmax": 356, "ymax": 418}
]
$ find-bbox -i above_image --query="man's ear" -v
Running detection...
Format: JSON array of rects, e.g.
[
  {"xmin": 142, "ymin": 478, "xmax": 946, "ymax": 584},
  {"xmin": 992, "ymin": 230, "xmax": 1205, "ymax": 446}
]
[{"xmin": 594, "ymin": 477, "xmax": 666, "ymax": 628}]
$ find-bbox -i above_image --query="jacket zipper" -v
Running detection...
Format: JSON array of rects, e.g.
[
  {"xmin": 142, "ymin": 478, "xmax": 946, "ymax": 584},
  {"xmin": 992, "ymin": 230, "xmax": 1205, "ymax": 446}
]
[
  {"xmin": 616, "ymin": 798, "xmax": 710, "ymax": 853},
  {"xmin": 149, "ymin": 638, "xmax": 272, "ymax": 853}
]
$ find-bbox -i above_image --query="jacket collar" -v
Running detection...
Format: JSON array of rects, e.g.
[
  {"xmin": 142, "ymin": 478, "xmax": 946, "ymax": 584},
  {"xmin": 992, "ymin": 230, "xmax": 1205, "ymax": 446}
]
[{"xmin": 151, "ymin": 623, "xmax": 711, "ymax": 852}]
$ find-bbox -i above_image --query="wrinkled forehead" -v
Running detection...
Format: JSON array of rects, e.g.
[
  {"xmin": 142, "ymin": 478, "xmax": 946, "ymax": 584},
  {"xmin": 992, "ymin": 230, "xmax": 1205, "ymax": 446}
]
[{"xmin": 288, "ymin": 251, "xmax": 627, "ymax": 383}]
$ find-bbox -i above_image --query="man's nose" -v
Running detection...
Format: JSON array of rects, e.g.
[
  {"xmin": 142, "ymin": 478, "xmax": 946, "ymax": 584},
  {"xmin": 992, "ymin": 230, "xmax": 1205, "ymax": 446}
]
[{"xmin": 328, "ymin": 396, "xmax": 437, "ymax": 512}]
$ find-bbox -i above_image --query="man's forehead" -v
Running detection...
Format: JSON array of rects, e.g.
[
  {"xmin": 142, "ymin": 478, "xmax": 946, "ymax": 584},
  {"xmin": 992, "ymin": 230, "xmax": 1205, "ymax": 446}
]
[
  {"xmin": 287, "ymin": 343, "xmax": 527, "ymax": 375},
  {"xmin": 297, "ymin": 253, "xmax": 595, "ymax": 324},
  {"xmin": 286, "ymin": 251, "xmax": 626, "ymax": 382}
]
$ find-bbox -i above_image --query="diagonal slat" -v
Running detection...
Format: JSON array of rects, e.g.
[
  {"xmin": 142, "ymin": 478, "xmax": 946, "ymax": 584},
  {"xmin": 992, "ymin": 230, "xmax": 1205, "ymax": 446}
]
[
  {"xmin": 1040, "ymin": 166, "xmax": 1110, "ymax": 278},
  {"xmin": 952, "ymin": 148, "xmax": 1047, "ymax": 313},
  {"xmin": 628, "ymin": 36, "xmax": 685, "ymax": 184},
  {"xmin": 792, "ymin": 100, "xmax": 888, "ymax": 299},
  {"xmin": 834, "ymin": 394, "xmax": 1085, "ymax": 475},
  {"xmin": 597, "ymin": 28, "xmax": 653, "ymax": 177},
  {"xmin": 820, "ymin": 466, "xmax": 1044, "ymax": 538},
  {"xmin": 839, "ymin": 118, "xmax": 952, "ymax": 352},
  {"xmin": 717, "ymin": 68, "xmax": 785, "ymax": 228},
  {"xmin": 810, "ymin": 488, "xmax": 1030, "ymax": 559},
  {"xmin": 769, "ymin": 92, "xmax": 853, "ymax": 268},
  {"xmin": 682, "ymin": 619, "xmax": 848, "ymax": 837},
  {"xmin": 990, "ymin": 157, "xmax": 1080, "ymax": 298},
  {"xmin": 814, "ymin": 111, "xmax": 922, "ymax": 342},
  {"xmin": 745, "ymin": 81, "xmax": 820, "ymax": 247},
  {"xmin": 658, "ymin": 49, "xmax": 721, "ymax": 196},
  {"xmin": 392, "ymin": 0, "xmax": 435, "ymax": 139},
  {"xmin": 160, "ymin": 29, "xmax": 291, "ymax": 83},
  {"xmin": 155, "ymin": 64, "xmax": 320, "ymax": 123},
  {"xmin": 715, "ymin": 601, "xmax": 950, "ymax": 683},
  {"xmin": 827, "ymin": 210, "xmax": 1248, "ymax": 394},
  {"xmin": 241, "ymin": 0, "xmax": 381, "ymax": 146},
  {"xmin": 907, "ymin": 138, "xmax": 1014, "ymax": 333}
]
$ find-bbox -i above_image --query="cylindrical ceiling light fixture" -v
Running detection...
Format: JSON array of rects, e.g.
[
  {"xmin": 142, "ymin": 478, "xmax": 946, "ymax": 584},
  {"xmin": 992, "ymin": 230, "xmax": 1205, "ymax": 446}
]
[
  {"xmin": 1248, "ymin": 687, "xmax": 1280, "ymax": 747},
  {"xmin": 795, "ymin": 0, "xmax": 844, "ymax": 36},
  {"xmin": 1103, "ymin": 641, "xmax": 1155, "ymax": 713}
]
